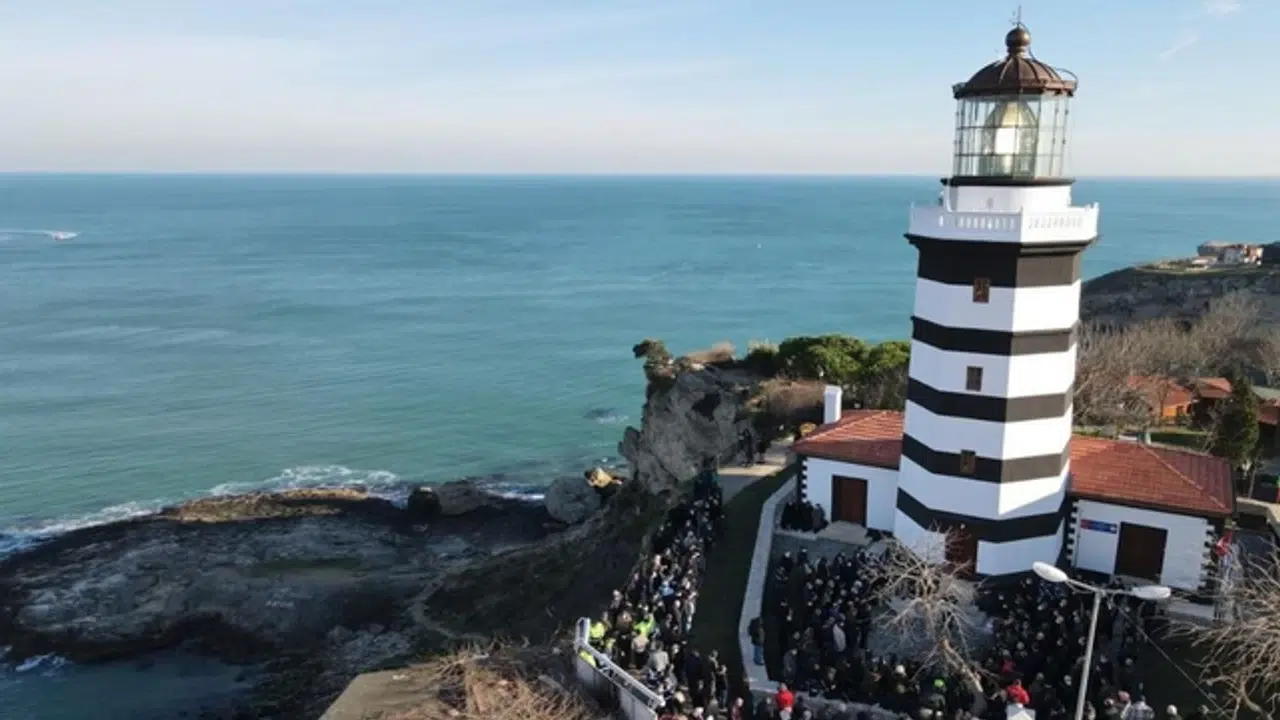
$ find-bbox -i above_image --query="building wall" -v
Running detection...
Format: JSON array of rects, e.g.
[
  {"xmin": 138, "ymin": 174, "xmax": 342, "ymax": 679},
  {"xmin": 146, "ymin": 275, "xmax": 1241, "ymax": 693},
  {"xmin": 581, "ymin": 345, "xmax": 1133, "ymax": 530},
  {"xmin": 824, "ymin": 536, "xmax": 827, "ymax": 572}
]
[
  {"xmin": 893, "ymin": 510, "xmax": 1063, "ymax": 575},
  {"xmin": 912, "ymin": 279, "xmax": 1081, "ymax": 334},
  {"xmin": 909, "ymin": 341, "xmax": 1076, "ymax": 398},
  {"xmin": 947, "ymin": 185, "xmax": 1074, "ymax": 213},
  {"xmin": 898, "ymin": 456, "xmax": 1067, "ymax": 518},
  {"xmin": 903, "ymin": 401, "xmax": 1073, "ymax": 459},
  {"xmin": 803, "ymin": 457, "xmax": 899, "ymax": 532},
  {"xmin": 1070, "ymin": 499, "xmax": 1212, "ymax": 591}
]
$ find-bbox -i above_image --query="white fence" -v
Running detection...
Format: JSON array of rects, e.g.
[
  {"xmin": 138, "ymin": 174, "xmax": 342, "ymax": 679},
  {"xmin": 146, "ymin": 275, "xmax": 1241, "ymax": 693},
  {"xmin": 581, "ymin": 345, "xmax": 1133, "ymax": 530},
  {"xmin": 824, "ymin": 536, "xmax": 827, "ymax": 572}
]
[{"xmin": 572, "ymin": 617, "xmax": 661, "ymax": 720}]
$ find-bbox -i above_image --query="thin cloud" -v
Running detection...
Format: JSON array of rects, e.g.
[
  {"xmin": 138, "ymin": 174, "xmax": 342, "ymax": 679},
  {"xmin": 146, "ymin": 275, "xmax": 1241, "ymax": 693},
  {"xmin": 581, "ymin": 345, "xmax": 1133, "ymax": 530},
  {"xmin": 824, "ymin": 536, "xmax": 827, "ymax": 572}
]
[
  {"xmin": 1159, "ymin": 0, "xmax": 1241, "ymax": 60},
  {"xmin": 1159, "ymin": 30, "xmax": 1200, "ymax": 60},
  {"xmin": 1203, "ymin": 0, "xmax": 1242, "ymax": 16}
]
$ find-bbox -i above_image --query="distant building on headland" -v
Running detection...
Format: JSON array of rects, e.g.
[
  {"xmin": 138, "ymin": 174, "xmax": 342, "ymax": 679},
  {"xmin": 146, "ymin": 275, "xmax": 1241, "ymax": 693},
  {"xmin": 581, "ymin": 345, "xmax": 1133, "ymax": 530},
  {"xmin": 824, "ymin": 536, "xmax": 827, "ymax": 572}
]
[{"xmin": 1197, "ymin": 241, "xmax": 1263, "ymax": 265}]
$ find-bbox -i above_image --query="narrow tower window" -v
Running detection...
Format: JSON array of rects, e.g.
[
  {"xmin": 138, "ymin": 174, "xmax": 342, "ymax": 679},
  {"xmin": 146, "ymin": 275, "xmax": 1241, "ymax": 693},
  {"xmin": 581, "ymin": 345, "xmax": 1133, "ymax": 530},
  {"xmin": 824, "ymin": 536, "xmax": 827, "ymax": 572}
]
[
  {"xmin": 959, "ymin": 450, "xmax": 977, "ymax": 475},
  {"xmin": 966, "ymin": 366, "xmax": 984, "ymax": 392},
  {"xmin": 972, "ymin": 277, "xmax": 991, "ymax": 303}
]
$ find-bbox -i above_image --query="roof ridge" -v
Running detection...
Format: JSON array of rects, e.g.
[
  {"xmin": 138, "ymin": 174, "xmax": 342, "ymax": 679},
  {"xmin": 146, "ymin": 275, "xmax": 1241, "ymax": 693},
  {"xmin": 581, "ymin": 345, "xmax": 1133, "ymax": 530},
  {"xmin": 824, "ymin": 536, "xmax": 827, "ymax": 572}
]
[
  {"xmin": 800, "ymin": 410, "xmax": 871, "ymax": 443},
  {"xmin": 1138, "ymin": 443, "xmax": 1230, "ymax": 513}
]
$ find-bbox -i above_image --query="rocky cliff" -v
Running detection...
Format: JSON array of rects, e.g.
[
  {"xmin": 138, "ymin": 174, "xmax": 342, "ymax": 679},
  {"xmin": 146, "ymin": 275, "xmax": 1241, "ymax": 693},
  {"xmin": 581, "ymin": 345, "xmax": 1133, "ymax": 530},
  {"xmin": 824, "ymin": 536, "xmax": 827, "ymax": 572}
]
[
  {"xmin": 1081, "ymin": 265, "xmax": 1280, "ymax": 326},
  {"xmin": 619, "ymin": 364, "xmax": 763, "ymax": 496}
]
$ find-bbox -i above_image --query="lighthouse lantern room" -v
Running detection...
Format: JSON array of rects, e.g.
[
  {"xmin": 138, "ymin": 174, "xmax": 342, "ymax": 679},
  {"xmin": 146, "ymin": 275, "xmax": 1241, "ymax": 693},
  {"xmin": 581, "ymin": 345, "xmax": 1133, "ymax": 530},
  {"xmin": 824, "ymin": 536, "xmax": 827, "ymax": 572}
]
[{"xmin": 894, "ymin": 24, "xmax": 1101, "ymax": 577}]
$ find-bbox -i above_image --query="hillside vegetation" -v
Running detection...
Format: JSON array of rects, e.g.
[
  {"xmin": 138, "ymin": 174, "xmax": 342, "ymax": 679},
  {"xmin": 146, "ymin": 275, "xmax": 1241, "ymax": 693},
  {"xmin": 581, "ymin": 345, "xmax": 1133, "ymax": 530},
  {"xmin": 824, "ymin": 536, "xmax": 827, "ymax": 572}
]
[{"xmin": 633, "ymin": 334, "xmax": 911, "ymax": 434}]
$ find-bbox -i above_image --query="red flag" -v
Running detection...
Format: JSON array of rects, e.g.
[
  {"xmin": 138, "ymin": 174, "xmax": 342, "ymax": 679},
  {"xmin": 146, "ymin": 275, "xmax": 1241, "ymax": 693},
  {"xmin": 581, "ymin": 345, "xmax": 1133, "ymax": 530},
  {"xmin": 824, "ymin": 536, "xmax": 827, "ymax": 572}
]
[{"xmin": 1213, "ymin": 531, "xmax": 1233, "ymax": 558}]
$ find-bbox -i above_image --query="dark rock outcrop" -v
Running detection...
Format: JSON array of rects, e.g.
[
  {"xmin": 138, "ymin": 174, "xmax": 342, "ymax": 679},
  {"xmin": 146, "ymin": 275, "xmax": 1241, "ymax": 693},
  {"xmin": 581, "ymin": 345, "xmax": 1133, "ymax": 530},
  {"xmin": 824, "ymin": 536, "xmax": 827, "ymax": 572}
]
[
  {"xmin": 620, "ymin": 365, "xmax": 762, "ymax": 496},
  {"xmin": 0, "ymin": 484, "xmax": 553, "ymax": 676},
  {"xmin": 543, "ymin": 475, "xmax": 602, "ymax": 525}
]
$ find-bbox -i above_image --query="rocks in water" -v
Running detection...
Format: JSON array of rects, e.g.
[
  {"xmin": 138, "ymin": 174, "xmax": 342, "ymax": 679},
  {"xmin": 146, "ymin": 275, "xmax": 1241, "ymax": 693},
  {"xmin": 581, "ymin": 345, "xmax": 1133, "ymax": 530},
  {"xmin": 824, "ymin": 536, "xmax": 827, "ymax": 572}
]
[
  {"xmin": 434, "ymin": 480, "xmax": 492, "ymax": 516},
  {"xmin": 404, "ymin": 487, "xmax": 441, "ymax": 521},
  {"xmin": 406, "ymin": 480, "xmax": 495, "ymax": 521},
  {"xmin": 543, "ymin": 475, "xmax": 602, "ymax": 525}
]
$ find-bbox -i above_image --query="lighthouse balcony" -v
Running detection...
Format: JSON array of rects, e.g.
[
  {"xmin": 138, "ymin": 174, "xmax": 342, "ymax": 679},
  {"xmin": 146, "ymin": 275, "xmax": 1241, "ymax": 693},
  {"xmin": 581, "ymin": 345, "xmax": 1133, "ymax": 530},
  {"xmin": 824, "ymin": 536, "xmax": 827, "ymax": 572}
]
[{"xmin": 909, "ymin": 205, "xmax": 1099, "ymax": 245}]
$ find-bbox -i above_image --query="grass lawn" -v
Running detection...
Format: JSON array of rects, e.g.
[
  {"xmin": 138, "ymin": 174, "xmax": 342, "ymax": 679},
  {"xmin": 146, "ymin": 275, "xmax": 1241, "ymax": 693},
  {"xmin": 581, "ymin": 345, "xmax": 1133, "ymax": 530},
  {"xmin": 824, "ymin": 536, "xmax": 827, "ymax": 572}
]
[{"xmin": 689, "ymin": 466, "xmax": 794, "ymax": 692}]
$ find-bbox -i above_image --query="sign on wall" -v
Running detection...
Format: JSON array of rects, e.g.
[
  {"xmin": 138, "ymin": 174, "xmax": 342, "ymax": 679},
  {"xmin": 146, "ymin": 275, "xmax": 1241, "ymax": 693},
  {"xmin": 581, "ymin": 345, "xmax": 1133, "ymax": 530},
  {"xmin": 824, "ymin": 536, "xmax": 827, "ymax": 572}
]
[{"xmin": 1080, "ymin": 519, "xmax": 1118, "ymax": 534}]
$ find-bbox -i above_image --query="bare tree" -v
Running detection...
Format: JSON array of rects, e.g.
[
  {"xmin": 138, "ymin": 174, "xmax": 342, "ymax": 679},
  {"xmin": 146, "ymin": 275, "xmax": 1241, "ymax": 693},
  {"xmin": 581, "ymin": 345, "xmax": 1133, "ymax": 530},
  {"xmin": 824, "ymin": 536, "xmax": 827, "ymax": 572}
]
[
  {"xmin": 869, "ymin": 532, "xmax": 989, "ymax": 695},
  {"xmin": 1074, "ymin": 322, "xmax": 1155, "ymax": 429},
  {"xmin": 1170, "ymin": 552, "xmax": 1280, "ymax": 719},
  {"xmin": 1073, "ymin": 295, "xmax": 1280, "ymax": 432}
]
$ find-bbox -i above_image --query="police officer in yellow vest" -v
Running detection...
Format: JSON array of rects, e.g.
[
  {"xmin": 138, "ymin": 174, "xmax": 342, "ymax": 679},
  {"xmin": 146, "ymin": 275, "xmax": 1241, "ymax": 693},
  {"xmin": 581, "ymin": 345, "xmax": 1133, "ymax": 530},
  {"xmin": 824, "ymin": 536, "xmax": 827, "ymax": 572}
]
[{"xmin": 588, "ymin": 613, "xmax": 608, "ymax": 647}]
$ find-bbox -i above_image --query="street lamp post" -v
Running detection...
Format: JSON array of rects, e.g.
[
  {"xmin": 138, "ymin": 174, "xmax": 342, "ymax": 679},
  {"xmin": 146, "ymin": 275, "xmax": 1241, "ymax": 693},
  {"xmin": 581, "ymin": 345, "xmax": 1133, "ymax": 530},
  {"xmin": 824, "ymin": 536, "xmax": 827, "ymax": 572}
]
[{"xmin": 1031, "ymin": 561, "xmax": 1172, "ymax": 720}]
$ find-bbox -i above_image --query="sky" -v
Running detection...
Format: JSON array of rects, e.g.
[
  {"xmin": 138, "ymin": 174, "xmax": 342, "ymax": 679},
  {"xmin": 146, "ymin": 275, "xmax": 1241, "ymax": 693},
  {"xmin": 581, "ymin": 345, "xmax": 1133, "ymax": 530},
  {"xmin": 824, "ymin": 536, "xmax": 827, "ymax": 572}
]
[{"xmin": 0, "ymin": 0, "xmax": 1274, "ymax": 175}]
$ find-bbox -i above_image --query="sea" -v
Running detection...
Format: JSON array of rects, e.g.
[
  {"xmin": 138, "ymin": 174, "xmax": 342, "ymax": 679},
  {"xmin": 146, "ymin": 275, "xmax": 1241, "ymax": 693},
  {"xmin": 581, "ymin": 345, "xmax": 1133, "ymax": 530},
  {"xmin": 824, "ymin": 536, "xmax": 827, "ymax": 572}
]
[{"xmin": 0, "ymin": 174, "xmax": 1276, "ymax": 717}]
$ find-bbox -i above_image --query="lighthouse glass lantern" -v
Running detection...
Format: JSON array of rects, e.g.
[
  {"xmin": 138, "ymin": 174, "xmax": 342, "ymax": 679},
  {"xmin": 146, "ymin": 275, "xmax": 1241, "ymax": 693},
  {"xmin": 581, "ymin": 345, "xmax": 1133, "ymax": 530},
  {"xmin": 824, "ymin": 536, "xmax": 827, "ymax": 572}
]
[{"xmin": 951, "ymin": 26, "xmax": 1075, "ymax": 181}]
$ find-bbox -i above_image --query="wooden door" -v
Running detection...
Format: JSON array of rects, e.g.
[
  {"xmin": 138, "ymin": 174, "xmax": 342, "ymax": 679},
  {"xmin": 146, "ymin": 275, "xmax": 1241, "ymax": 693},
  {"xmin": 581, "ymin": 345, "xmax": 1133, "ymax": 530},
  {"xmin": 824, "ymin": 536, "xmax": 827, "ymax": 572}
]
[
  {"xmin": 1115, "ymin": 522, "xmax": 1168, "ymax": 582},
  {"xmin": 945, "ymin": 525, "xmax": 979, "ymax": 575},
  {"xmin": 831, "ymin": 476, "xmax": 868, "ymax": 526}
]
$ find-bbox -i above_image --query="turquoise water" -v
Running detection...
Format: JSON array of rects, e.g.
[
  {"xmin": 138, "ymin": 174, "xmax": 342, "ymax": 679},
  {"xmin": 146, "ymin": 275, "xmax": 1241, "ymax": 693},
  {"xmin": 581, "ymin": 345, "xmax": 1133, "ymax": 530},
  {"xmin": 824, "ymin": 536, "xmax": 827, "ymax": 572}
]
[{"xmin": 0, "ymin": 175, "xmax": 1277, "ymax": 716}]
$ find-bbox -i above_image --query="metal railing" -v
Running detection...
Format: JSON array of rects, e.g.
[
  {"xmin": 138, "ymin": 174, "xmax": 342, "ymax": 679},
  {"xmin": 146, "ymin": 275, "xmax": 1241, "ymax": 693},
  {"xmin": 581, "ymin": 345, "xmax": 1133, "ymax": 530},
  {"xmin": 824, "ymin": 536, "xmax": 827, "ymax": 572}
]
[
  {"xmin": 908, "ymin": 206, "xmax": 1099, "ymax": 244},
  {"xmin": 572, "ymin": 617, "xmax": 662, "ymax": 720}
]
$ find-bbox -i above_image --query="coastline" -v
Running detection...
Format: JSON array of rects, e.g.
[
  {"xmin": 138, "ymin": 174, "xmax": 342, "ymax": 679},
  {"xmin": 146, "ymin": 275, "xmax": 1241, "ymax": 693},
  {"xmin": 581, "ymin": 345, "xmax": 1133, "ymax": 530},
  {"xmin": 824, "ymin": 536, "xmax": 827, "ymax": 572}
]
[{"xmin": 0, "ymin": 477, "xmax": 586, "ymax": 718}]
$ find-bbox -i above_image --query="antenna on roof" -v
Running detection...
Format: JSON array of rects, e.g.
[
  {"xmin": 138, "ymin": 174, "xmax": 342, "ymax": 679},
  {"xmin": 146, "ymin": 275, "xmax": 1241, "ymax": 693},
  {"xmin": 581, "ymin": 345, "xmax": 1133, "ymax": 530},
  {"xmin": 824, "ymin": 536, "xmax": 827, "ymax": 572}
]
[{"xmin": 1011, "ymin": 5, "xmax": 1024, "ymax": 28}]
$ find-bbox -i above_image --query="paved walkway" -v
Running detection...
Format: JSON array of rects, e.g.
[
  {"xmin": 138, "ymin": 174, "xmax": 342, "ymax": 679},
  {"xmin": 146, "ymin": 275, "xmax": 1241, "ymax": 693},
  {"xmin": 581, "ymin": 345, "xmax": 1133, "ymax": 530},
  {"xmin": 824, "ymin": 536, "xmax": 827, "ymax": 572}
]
[{"xmin": 717, "ymin": 443, "xmax": 791, "ymax": 503}]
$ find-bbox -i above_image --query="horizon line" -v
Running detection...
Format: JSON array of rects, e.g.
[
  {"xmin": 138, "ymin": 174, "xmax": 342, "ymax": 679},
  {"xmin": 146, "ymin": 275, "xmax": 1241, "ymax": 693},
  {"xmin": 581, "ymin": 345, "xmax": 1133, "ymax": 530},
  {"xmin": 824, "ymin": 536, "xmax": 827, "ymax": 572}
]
[{"xmin": 2, "ymin": 171, "xmax": 1278, "ymax": 181}]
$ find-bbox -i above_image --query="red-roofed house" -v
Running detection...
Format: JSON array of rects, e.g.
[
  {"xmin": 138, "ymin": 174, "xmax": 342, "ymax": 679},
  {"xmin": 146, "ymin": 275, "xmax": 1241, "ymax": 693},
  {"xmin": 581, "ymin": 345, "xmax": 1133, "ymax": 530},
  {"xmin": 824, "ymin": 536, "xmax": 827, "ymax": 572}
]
[
  {"xmin": 793, "ymin": 391, "xmax": 1235, "ymax": 592},
  {"xmin": 1125, "ymin": 376, "xmax": 1195, "ymax": 423}
]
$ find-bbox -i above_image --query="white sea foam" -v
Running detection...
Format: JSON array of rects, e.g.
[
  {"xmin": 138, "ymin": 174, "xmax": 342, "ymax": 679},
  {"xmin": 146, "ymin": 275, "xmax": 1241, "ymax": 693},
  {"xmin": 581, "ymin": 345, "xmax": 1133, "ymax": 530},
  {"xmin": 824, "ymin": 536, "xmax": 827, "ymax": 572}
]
[
  {"xmin": 0, "ymin": 464, "xmax": 549, "ymax": 557},
  {"xmin": 0, "ymin": 501, "xmax": 162, "ymax": 556},
  {"xmin": 0, "ymin": 229, "xmax": 78, "ymax": 243},
  {"xmin": 591, "ymin": 413, "xmax": 630, "ymax": 425},
  {"xmin": 12, "ymin": 653, "xmax": 68, "ymax": 674},
  {"xmin": 209, "ymin": 464, "xmax": 411, "ymax": 504}
]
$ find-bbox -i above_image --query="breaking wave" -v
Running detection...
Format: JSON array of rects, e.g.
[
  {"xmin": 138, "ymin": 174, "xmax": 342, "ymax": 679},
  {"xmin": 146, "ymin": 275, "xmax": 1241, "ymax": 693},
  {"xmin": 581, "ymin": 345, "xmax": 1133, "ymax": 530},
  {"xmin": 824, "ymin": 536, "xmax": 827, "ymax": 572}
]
[{"xmin": 0, "ymin": 464, "xmax": 547, "ymax": 558}]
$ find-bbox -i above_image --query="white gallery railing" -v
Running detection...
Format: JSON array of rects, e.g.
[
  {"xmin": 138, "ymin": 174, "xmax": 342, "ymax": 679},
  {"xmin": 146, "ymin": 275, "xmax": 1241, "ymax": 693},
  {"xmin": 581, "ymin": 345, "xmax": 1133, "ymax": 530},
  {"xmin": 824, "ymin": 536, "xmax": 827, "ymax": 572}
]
[{"xmin": 908, "ymin": 205, "xmax": 1100, "ymax": 244}]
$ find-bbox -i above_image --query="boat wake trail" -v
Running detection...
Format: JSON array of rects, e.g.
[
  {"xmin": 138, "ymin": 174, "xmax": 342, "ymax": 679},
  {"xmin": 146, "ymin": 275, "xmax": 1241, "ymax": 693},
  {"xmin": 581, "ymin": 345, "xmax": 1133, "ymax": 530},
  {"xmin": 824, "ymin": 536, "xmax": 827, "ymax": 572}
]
[{"xmin": 0, "ymin": 229, "xmax": 79, "ymax": 243}]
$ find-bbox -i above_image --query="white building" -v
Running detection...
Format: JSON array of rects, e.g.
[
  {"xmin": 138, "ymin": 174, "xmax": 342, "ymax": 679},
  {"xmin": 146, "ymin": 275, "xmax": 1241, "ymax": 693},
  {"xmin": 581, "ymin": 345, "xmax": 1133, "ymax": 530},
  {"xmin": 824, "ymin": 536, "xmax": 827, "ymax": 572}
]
[{"xmin": 792, "ymin": 26, "xmax": 1234, "ymax": 593}]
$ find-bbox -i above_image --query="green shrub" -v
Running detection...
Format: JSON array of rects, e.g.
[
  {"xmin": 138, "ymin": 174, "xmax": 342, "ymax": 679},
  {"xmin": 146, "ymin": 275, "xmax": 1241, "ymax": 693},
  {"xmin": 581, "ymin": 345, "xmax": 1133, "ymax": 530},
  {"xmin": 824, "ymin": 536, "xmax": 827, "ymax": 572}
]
[
  {"xmin": 743, "ymin": 341, "xmax": 780, "ymax": 375},
  {"xmin": 776, "ymin": 335, "xmax": 868, "ymax": 386}
]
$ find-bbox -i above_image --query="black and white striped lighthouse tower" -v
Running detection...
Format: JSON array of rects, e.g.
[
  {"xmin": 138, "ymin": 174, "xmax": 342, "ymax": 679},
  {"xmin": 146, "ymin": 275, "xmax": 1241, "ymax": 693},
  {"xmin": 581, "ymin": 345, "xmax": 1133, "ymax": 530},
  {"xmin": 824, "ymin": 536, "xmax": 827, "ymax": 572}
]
[{"xmin": 893, "ymin": 24, "xmax": 1099, "ymax": 577}]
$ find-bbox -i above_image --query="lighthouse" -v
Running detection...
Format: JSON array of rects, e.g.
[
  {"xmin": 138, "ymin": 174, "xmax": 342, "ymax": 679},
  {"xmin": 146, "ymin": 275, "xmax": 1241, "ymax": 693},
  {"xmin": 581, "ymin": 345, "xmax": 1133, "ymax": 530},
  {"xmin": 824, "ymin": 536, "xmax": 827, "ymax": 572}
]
[{"xmin": 893, "ymin": 25, "xmax": 1100, "ymax": 576}]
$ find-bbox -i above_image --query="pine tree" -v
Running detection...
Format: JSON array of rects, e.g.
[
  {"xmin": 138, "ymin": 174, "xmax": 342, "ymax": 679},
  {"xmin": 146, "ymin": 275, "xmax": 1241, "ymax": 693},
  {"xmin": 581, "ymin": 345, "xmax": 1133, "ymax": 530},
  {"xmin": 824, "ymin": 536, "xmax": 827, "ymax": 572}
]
[{"xmin": 1212, "ymin": 369, "xmax": 1260, "ymax": 470}]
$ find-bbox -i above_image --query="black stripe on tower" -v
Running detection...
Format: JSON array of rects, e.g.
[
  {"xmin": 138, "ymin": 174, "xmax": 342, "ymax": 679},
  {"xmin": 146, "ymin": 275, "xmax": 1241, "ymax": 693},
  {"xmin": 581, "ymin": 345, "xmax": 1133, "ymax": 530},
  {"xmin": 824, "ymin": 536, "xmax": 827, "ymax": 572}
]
[
  {"xmin": 900, "ymin": 434, "xmax": 1069, "ymax": 483},
  {"xmin": 906, "ymin": 378, "xmax": 1072, "ymax": 422},
  {"xmin": 906, "ymin": 235, "xmax": 1095, "ymax": 288},
  {"xmin": 896, "ymin": 487, "xmax": 1070, "ymax": 544},
  {"xmin": 912, "ymin": 317, "xmax": 1077, "ymax": 355}
]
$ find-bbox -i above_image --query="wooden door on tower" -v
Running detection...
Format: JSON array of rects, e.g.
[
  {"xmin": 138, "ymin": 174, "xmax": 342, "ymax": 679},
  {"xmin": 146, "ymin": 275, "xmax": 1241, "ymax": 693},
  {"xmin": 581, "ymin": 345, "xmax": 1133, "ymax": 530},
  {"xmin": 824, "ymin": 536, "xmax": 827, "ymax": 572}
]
[
  {"xmin": 831, "ymin": 475, "xmax": 868, "ymax": 526},
  {"xmin": 1115, "ymin": 522, "xmax": 1168, "ymax": 582},
  {"xmin": 945, "ymin": 525, "xmax": 979, "ymax": 575}
]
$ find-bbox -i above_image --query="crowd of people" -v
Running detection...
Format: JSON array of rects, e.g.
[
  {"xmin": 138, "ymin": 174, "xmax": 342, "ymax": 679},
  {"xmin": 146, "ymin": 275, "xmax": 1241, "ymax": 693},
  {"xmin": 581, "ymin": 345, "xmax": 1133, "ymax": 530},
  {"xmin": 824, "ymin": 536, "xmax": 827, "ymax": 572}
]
[
  {"xmin": 779, "ymin": 499, "xmax": 828, "ymax": 533},
  {"xmin": 755, "ymin": 545, "xmax": 1212, "ymax": 720},
  {"xmin": 580, "ymin": 449, "xmax": 1215, "ymax": 720},
  {"xmin": 584, "ymin": 461, "xmax": 740, "ymax": 718}
]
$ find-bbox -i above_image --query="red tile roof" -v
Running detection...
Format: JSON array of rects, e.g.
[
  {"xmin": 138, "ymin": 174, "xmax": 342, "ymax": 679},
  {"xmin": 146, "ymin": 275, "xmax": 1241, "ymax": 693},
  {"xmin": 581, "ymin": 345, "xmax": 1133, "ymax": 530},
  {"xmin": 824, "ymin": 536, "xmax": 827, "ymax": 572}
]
[
  {"xmin": 792, "ymin": 410, "xmax": 904, "ymax": 469},
  {"xmin": 1125, "ymin": 376, "xmax": 1194, "ymax": 410},
  {"xmin": 793, "ymin": 410, "xmax": 1234, "ymax": 517},
  {"xmin": 1069, "ymin": 435, "xmax": 1233, "ymax": 516},
  {"xmin": 1194, "ymin": 377, "xmax": 1233, "ymax": 400}
]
